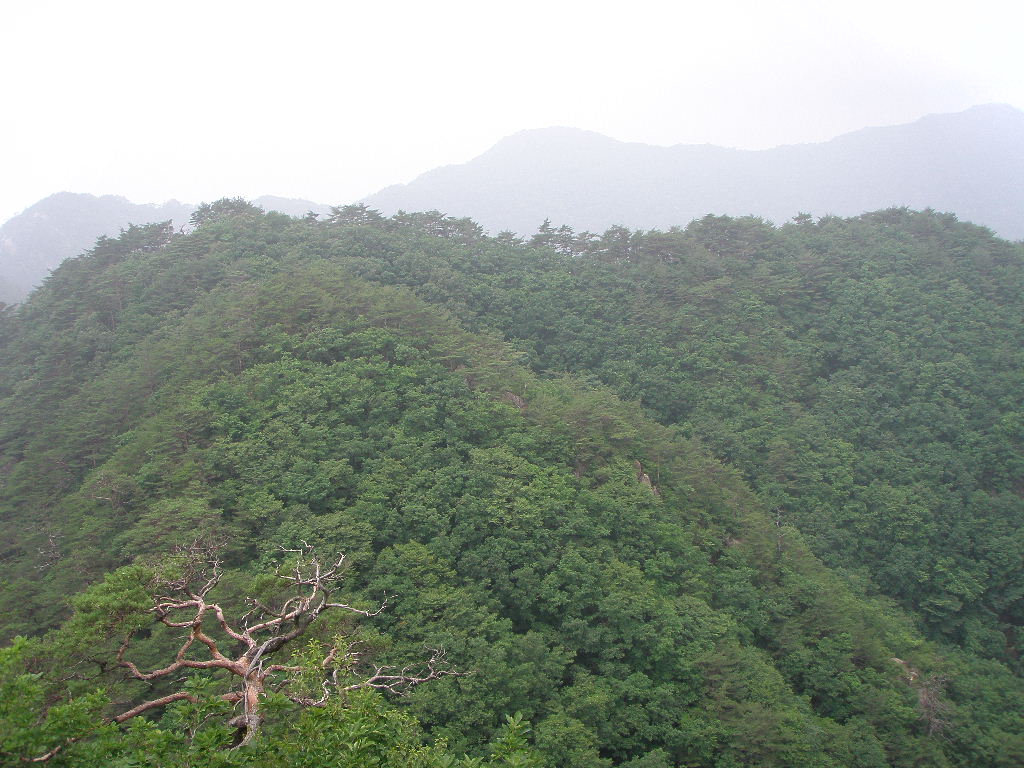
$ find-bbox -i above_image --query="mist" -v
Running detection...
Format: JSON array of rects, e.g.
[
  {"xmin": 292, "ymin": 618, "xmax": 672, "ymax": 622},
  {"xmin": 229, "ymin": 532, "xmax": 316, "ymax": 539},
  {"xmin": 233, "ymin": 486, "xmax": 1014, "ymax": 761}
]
[{"xmin": 2, "ymin": 0, "xmax": 1022, "ymax": 224}]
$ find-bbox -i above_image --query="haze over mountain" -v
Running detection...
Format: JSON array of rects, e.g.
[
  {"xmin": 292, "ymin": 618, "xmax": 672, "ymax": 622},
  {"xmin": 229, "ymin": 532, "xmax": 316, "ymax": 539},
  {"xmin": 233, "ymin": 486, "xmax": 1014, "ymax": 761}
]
[
  {"xmin": 0, "ymin": 194, "xmax": 330, "ymax": 304},
  {"xmin": 363, "ymin": 104, "xmax": 1024, "ymax": 239}
]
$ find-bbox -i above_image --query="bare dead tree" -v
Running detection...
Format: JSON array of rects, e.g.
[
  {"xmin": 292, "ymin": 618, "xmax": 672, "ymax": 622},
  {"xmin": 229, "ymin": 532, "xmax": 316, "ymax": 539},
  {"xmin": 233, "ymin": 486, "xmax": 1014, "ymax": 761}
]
[
  {"xmin": 916, "ymin": 672, "xmax": 953, "ymax": 737},
  {"xmin": 112, "ymin": 543, "xmax": 462, "ymax": 749},
  {"xmin": 890, "ymin": 657, "xmax": 953, "ymax": 737}
]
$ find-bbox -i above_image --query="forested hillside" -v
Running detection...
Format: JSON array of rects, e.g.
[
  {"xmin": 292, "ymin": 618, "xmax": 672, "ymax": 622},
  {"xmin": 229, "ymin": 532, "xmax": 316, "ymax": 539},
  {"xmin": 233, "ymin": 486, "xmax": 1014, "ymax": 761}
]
[{"xmin": 1, "ymin": 201, "xmax": 1022, "ymax": 767}]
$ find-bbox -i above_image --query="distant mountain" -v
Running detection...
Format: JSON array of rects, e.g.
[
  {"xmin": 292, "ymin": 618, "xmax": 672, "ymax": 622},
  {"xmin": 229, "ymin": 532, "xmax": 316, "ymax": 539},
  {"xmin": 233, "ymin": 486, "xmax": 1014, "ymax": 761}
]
[
  {"xmin": 0, "ymin": 194, "xmax": 194, "ymax": 304},
  {"xmin": 0, "ymin": 275, "xmax": 17, "ymax": 306},
  {"xmin": 251, "ymin": 195, "xmax": 332, "ymax": 219},
  {"xmin": 0, "ymin": 194, "xmax": 332, "ymax": 304},
  {"xmin": 363, "ymin": 104, "xmax": 1024, "ymax": 239}
]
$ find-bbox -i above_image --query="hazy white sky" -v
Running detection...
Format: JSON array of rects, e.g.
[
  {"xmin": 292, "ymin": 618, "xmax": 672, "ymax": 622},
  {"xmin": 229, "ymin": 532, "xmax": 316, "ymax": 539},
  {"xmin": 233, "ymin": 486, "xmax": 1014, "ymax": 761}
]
[{"xmin": 1, "ymin": 0, "xmax": 1021, "ymax": 223}]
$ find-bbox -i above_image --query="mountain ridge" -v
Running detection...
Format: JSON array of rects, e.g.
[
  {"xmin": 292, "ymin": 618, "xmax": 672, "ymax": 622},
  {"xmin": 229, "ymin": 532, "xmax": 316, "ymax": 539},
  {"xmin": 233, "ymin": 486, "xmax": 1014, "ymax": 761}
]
[{"xmin": 3, "ymin": 104, "xmax": 1021, "ymax": 305}]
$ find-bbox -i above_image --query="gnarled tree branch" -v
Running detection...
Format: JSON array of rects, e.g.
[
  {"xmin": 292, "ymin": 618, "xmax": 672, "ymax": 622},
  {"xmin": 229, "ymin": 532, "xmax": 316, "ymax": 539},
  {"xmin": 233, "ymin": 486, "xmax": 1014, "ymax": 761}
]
[{"xmin": 99, "ymin": 543, "xmax": 460, "ymax": 752}]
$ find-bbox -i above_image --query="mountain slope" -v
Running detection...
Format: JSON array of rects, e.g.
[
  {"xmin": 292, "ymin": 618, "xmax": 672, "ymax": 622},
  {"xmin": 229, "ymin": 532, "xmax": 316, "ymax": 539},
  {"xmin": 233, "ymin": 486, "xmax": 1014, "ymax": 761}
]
[
  {"xmin": 363, "ymin": 104, "xmax": 1024, "ymax": 239},
  {"xmin": 321, "ymin": 206, "xmax": 1024, "ymax": 665},
  {"xmin": 1, "ymin": 204, "xmax": 1023, "ymax": 765}
]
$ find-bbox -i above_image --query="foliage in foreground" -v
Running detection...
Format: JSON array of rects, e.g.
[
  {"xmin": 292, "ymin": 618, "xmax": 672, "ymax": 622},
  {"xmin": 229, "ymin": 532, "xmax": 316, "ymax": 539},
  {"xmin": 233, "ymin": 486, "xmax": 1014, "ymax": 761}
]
[{"xmin": 1, "ymin": 634, "xmax": 539, "ymax": 767}]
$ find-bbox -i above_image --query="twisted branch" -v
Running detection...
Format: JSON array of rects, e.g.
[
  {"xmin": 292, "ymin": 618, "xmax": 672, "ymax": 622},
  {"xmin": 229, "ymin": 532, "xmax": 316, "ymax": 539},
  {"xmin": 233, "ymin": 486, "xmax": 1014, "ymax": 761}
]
[{"xmin": 99, "ymin": 543, "xmax": 456, "ymax": 752}]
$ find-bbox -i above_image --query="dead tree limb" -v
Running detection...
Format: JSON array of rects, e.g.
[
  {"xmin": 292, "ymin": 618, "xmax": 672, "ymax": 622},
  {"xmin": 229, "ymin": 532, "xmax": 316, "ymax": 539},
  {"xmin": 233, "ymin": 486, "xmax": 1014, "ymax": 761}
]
[{"xmin": 105, "ymin": 543, "xmax": 461, "ymax": 750}]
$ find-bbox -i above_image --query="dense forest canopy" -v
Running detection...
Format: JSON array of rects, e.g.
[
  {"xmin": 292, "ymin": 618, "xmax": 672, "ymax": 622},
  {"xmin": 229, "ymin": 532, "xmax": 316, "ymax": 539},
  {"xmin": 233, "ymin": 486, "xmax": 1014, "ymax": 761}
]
[{"xmin": 0, "ymin": 202, "xmax": 1022, "ymax": 766}]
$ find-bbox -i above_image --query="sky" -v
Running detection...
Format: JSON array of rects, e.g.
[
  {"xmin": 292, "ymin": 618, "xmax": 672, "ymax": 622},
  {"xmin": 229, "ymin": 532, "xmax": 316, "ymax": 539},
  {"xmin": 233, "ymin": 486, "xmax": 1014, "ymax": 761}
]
[{"xmin": 1, "ymin": 0, "xmax": 1022, "ymax": 224}]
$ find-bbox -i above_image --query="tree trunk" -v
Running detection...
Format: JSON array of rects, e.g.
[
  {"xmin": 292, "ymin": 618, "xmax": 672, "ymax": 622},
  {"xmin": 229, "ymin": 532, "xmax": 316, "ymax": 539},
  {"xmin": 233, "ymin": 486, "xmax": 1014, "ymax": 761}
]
[{"xmin": 230, "ymin": 674, "xmax": 265, "ymax": 748}]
